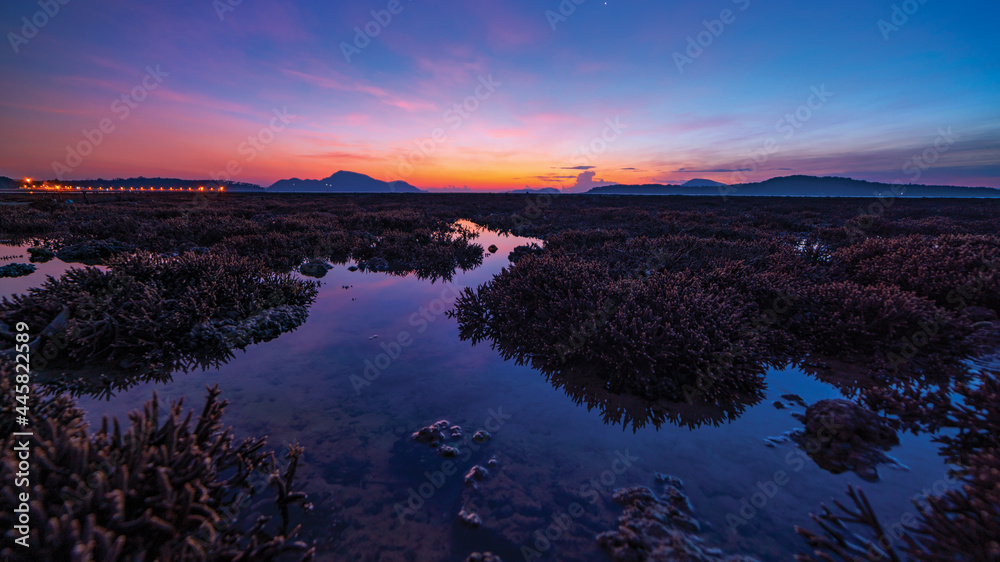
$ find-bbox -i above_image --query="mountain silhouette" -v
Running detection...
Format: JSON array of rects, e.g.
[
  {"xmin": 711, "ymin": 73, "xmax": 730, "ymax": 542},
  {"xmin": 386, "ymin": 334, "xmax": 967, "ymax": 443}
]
[
  {"xmin": 268, "ymin": 171, "xmax": 423, "ymax": 193},
  {"xmin": 588, "ymin": 175, "xmax": 1000, "ymax": 197}
]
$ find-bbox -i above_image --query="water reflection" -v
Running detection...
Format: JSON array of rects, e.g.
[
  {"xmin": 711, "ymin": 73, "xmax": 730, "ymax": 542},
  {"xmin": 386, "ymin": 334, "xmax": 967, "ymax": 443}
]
[
  {"xmin": 0, "ymin": 223, "xmax": 974, "ymax": 560},
  {"xmin": 542, "ymin": 364, "xmax": 761, "ymax": 431}
]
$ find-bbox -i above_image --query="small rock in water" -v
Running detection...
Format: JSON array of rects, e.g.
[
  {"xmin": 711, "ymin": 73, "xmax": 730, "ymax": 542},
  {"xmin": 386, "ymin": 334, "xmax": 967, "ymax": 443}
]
[
  {"xmin": 458, "ymin": 508, "xmax": 482, "ymax": 528},
  {"xmin": 411, "ymin": 426, "xmax": 446, "ymax": 447},
  {"xmin": 597, "ymin": 478, "xmax": 758, "ymax": 561},
  {"xmin": 654, "ymin": 473, "xmax": 684, "ymax": 490},
  {"xmin": 793, "ymin": 399, "xmax": 900, "ymax": 481},
  {"xmin": 299, "ymin": 261, "xmax": 331, "ymax": 278},
  {"xmin": 465, "ymin": 553, "xmax": 502, "ymax": 562},
  {"xmin": 487, "ymin": 456, "xmax": 499, "ymax": 469},
  {"xmin": 449, "ymin": 425, "xmax": 463, "ymax": 440},
  {"xmin": 473, "ymin": 430, "xmax": 492, "ymax": 443},
  {"xmin": 464, "ymin": 465, "xmax": 489, "ymax": 486},
  {"xmin": 347, "ymin": 265, "xmax": 359, "ymax": 272},
  {"xmin": 438, "ymin": 445, "xmax": 460, "ymax": 458}
]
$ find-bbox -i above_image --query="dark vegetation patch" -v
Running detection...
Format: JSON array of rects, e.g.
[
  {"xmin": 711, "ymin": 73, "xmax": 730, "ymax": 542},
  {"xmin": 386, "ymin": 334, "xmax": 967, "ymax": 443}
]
[
  {"xmin": 0, "ymin": 362, "xmax": 313, "ymax": 560},
  {"xmin": 0, "ymin": 263, "xmax": 35, "ymax": 278},
  {"xmin": 0, "ymin": 251, "xmax": 318, "ymax": 397},
  {"xmin": 2, "ymin": 192, "xmax": 999, "ymax": 558},
  {"xmin": 448, "ymin": 195, "xmax": 998, "ymax": 415},
  {"xmin": 796, "ymin": 368, "xmax": 1000, "ymax": 560},
  {"xmin": 0, "ymin": 194, "xmax": 483, "ymax": 278}
]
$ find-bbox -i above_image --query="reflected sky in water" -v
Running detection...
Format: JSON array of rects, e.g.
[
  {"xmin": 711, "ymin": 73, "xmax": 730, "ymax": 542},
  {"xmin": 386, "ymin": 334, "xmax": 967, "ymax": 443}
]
[{"xmin": 1, "ymin": 226, "xmax": 956, "ymax": 561}]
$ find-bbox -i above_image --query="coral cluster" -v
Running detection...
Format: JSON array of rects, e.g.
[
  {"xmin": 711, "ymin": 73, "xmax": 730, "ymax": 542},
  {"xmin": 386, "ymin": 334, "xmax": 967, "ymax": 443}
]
[
  {"xmin": 0, "ymin": 263, "xmax": 36, "ymax": 278},
  {"xmin": 451, "ymin": 203, "xmax": 995, "ymax": 409},
  {"xmin": 597, "ymin": 478, "xmax": 758, "ymax": 561},
  {"xmin": 0, "ymin": 250, "xmax": 318, "ymax": 397},
  {"xmin": 795, "ymin": 369, "xmax": 1000, "ymax": 560},
  {"xmin": 0, "ymin": 194, "xmax": 485, "ymax": 279},
  {"xmin": 0, "ymin": 361, "xmax": 313, "ymax": 560}
]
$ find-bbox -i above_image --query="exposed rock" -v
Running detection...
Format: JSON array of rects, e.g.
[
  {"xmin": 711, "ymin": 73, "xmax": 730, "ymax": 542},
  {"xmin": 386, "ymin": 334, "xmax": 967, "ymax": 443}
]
[
  {"xmin": 792, "ymin": 399, "xmax": 899, "ymax": 481},
  {"xmin": 597, "ymin": 482, "xmax": 758, "ymax": 561},
  {"xmin": 449, "ymin": 425, "xmax": 464, "ymax": 440},
  {"xmin": 465, "ymin": 553, "xmax": 502, "ymax": 562},
  {"xmin": 473, "ymin": 430, "xmax": 492, "ymax": 443},
  {"xmin": 299, "ymin": 260, "xmax": 332, "ymax": 278},
  {"xmin": 186, "ymin": 305, "xmax": 310, "ymax": 350},
  {"xmin": 438, "ymin": 445, "xmax": 460, "ymax": 458},
  {"xmin": 411, "ymin": 426, "xmax": 446, "ymax": 447},
  {"xmin": 458, "ymin": 508, "xmax": 482, "ymax": 528},
  {"xmin": 654, "ymin": 473, "xmax": 684, "ymax": 490},
  {"xmin": 464, "ymin": 465, "xmax": 489, "ymax": 487}
]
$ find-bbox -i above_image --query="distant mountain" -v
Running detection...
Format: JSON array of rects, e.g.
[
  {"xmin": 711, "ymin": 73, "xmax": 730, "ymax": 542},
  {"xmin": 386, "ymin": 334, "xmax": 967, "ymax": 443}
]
[
  {"xmin": 682, "ymin": 178, "xmax": 726, "ymax": 187},
  {"xmin": 508, "ymin": 187, "xmax": 561, "ymax": 194},
  {"xmin": 268, "ymin": 171, "xmax": 423, "ymax": 193},
  {"xmin": 588, "ymin": 175, "xmax": 1000, "ymax": 197},
  {"xmin": 0, "ymin": 176, "xmax": 19, "ymax": 191}
]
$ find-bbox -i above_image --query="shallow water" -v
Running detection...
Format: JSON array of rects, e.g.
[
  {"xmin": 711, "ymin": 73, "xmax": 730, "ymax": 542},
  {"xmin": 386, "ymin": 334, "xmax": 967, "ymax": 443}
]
[{"xmin": 1, "ymin": 227, "xmax": 958, "ymax": 561}]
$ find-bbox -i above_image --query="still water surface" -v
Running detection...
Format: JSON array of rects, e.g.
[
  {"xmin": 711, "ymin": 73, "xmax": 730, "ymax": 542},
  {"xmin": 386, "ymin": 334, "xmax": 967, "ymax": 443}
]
[{"xmin": 1, "ymin": 224, "xmax": 954, "ymax": 561}]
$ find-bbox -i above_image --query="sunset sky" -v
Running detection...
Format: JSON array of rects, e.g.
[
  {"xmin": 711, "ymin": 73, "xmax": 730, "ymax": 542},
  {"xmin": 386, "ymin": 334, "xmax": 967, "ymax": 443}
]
[{"xmin": 2, "ymin": 0, "xmax": 998, "ymax": 190}]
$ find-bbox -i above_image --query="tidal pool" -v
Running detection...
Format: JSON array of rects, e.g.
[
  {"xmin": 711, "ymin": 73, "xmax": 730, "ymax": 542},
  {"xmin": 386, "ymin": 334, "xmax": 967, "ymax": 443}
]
[{"xmin": 1, "ymin": 226, "xmax": 957, "ymax": 561}]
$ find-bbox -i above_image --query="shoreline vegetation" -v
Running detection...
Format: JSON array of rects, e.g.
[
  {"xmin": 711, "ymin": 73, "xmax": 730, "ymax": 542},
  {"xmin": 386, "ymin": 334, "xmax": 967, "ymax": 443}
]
[{"xmin": 1, "ymin": 192, "xmax": 998, "ymax": 559}]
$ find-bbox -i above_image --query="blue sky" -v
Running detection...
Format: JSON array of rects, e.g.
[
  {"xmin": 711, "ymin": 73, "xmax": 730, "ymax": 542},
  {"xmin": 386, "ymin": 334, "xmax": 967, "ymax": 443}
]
[{"xmin": 1, "ymin": 0, "xmax": 998, "ymax": 189}]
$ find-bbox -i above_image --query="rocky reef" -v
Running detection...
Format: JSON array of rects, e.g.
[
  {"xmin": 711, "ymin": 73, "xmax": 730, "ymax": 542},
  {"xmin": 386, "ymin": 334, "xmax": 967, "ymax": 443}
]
[
  {"xmin": 791, "ymin": 399, "xmax": 900, "ymax": 481},
  {"xmin": 597, "ymin": 477, "xmax": 758, "ymax": 561}
]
